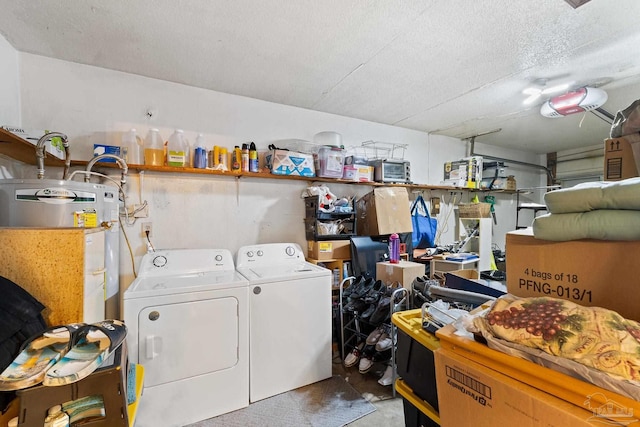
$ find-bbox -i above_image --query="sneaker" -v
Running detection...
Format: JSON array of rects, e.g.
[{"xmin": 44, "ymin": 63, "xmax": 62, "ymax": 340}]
[
  {"xmin": 378, "ymin": 364, "xmax": 394, "ymax": 386},
  {"xmin": 344, "ymin": 342, "xmax": 364, "ymax": 368}
]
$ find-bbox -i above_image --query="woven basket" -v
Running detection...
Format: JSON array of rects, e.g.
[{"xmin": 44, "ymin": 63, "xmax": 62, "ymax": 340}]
[{"xmin": 458, "ymin": 203, "xmax": 491, "ymax": 218}]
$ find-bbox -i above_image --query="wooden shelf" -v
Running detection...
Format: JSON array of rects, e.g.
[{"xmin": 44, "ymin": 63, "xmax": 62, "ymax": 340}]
[
  {"xmin": 0, "ymin": 128, "xmax": 65, "ymax": 166},
  {"xmin": 71, "ymin": 160, "xmax": 515, "ymax": 192},
  {"xmin": 1, "ymin": 130, "xmax": 514, "ymax": 193}
]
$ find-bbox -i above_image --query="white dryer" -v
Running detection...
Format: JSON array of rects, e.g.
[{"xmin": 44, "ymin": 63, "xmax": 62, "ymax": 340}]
[
  {"xmin": 236, "ymin": 243, "xmax": 332, "ymax": 403},
  {"xmin": 123, "ymin": 249, "xmax": 249, "ymax": 427}
]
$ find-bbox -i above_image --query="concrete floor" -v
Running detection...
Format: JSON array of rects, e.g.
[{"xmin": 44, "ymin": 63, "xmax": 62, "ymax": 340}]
[{"xmin": 332, "ymin": 357, "xmax": 406, "ymax": 427}]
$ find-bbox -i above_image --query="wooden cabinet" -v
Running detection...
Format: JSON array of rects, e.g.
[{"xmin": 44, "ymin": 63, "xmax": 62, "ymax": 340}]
[{"xmin": 0, "ymin": 227, "xmax": 106, "ymax": 325}]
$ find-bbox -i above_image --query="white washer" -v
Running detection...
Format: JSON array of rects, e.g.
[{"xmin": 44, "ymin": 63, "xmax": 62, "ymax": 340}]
[
  {"xmin": 123, "ymin": 249, "xmax": 249, "ymax": 427},
  {"xmin": 236, "ymin": 243, "xmax": 332, "ymax": 403}
]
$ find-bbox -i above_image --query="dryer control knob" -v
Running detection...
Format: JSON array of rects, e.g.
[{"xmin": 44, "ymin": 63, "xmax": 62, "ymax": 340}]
[
  {"xmin": 153, "ymin": 256, "xmax": 167, "ymax": 268},
  {"xmin": 247, "ymin": 251, "xmax": 254, "ymax": 257},
  {"xmin": 285, "ymin": 246, "xmax": 296, "ymax": 256},
  {"xmin": 257, "ymin": 250, "xmax": 263, "ymax": 257},
  {"xmin": 215, "ymin": 254, "xmax": 223, "ymax": 262}
]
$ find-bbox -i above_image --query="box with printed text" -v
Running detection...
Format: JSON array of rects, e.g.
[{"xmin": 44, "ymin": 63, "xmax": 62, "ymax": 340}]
[{"xmin": 506, "ymin": 228, "xmax": 640, "ymax": 321}]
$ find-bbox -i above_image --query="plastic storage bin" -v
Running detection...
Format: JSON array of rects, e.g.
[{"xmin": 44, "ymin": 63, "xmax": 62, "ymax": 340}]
[
  {"xmin": 315, "ymin": 146, "xmax": 346, "ymax": 178},
  {"xmin": 393, "ymin": 309, "xmax": 441, "ymax": 412},
  {"xmin": 396, "ymin": 379, "xmax": 440, "ymax": 427}
]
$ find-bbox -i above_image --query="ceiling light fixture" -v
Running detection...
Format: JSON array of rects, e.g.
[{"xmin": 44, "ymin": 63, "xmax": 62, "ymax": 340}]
[
  {"xmin": 540, "ymin": 87, "xmax": 608, "ymax": 118},
  {"xmin": 522, "ymin": 83, "xmax": 573, "ymax": 105}
]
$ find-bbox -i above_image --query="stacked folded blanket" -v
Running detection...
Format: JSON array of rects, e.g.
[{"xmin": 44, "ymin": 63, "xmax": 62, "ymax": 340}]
[{"xmin": 532, "ymin": 177, "xmax": 640, "ymax": 241}]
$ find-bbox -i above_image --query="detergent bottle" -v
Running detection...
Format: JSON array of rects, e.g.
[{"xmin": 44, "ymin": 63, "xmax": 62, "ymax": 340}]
[
  {"xmin": 144, "ymin": 128, "xmax": 165, "ymax": 166},
  {"xmin": 194, "ymin": 133, "xmax": 207, "ymax": 169},
  {"xmin": 122, "ymin": 128, "xmax": 143, "ymax": 165},
  {"xmin": 167, "ymin": 129, "xmax": 188, "ymax": 167}
]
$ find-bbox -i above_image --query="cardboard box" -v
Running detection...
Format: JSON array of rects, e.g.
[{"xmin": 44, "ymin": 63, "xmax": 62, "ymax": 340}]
[
  {"xmin": 376, "ymin": 260, "xmax": 425, "ymax": 289},
  {"xmin": 93, "ymin": 144, "xmax": 122, "ymax": 162},
  {"xmin": 443, "ymin": 156, "xmax": 483, "ymax": 188},
  {"xmin": 342, "ymin": 165, "xmax": 374, "ymax": 182},
  {"xmin": 435, "ymin": 349, "xmax": 608, "ymax": 427},
  {"xmin": 356, "ymin": 187, "xmax": 413, "ymax": 236},
  {"xmin": 604, "ymin": 135, "xmax": 640, "ymax": 181},
  {"xmin": 436, "ymin": 322, "xmax": 640, "ymax": 425},
  {"xmin": 506, "ymin": 228, "xmax": 640, "ymax": 321},
  {"xmin": 307, "ymin": 240, "xmax": 351, "ymax": 261},
  {"xmin": 480, "ymin": 175, "xmax": 516, "ymax": 190},
  {"xmin": 265, "ymin": 148, "xmax": 315, "ymax": 177}
]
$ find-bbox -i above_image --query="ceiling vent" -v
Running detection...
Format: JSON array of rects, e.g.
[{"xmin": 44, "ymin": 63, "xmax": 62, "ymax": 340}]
[{"xmin": 540, "ymin": 87, "xmax": 608, "ymax": 118}]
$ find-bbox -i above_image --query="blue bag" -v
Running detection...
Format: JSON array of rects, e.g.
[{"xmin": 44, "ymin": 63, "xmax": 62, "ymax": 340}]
[{"xmin": 410, "ymin": 195, "xmax": 438, "ymax": 249}]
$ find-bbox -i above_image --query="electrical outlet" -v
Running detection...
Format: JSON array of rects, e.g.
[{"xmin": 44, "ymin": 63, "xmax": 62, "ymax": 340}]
[
  {"xmin": 430, "ymin": 197, "xmax": 441, "ymax": 215},
  {"xmin": 142, "ymin": 222, "xmax": 152, "ymax": 238}
]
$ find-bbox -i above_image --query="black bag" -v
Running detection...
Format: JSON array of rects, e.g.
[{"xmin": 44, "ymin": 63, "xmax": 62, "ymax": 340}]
[{"xmin": 0, "ymin": 276, "xmax": 47, "ymax": 411}]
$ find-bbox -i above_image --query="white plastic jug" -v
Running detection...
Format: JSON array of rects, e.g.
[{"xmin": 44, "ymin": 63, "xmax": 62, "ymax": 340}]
[
  {"xmin": 122, "ymin": 129, "xmax": 143, "ymax": 165},
  {"xmin": 144, "ymin": 128, "xmax": 165, "ymax": 166},
  {"xmin": 167, "ymin": 130, "xmax": 189, "ymax": 167}
]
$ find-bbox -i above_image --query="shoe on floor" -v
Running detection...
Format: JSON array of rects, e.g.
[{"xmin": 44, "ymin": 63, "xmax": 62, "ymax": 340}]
[
  {"xmin": 344, "ymin": 342, "xmax": 364, "ymax": 368},
  {"xmin": 378, "ymin": 364, "xmax": 395, "ymax": 386}
]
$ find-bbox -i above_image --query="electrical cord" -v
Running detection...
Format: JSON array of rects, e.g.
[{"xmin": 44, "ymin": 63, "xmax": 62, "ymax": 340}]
[
  {"xmin": 120, "ymin": 216, "xmax": 137, "ymax": 278},
  {"xmin": 145, "ymin": 230, "xmax": 156, "ymax": 253}
]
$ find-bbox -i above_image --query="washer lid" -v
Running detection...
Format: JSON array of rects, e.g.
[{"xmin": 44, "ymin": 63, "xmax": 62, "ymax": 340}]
[
  {"xmin": 124, "ymin": 270, "xmax": 248, "ymax": 299},
  {"xmin": 237, "ymin": 262, "xmax": 330, "ymax": 283}
]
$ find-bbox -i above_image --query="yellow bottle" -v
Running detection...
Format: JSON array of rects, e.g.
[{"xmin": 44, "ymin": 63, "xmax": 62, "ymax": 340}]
[
  {"xmin": 220, "ymin": 147, "xmax": 229, "ymax": 171},
  {"xmin": 232, "ymin": 146, "xmax": 241, "ymax": 171},
  {"xmin": 213, "ymin": 146, "xmax": 220, "ymax": 167}
]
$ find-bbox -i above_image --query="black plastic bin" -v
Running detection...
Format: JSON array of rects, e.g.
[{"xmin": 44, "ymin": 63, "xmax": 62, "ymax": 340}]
[
  {"xmin": 402, "ymin": 398, "xmax": 440, "ymax": 427},
  {"xmin": 395, "ymin": 328, "xmax": 439, "ymax": 412}
]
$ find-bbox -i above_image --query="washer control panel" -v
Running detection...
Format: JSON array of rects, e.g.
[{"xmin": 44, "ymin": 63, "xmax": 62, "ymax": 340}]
[
  {"xmin": 236, "ymin": 243, "xmax": 303, "ymax": 267},
  {"xmin": 137, "ymin": 249, "xmax": 236, "ymax": 277}
]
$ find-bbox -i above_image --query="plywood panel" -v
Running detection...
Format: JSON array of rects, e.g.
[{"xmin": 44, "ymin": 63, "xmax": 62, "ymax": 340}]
[{"xmin": 0, "ymin": 227, "xmax": 100, "ymax": 325}]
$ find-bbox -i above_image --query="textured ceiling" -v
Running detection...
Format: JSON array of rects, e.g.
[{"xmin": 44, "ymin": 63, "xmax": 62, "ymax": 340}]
[{"xmin": 1, "ymin": 0, "xmax": 639, "ymax": 154}]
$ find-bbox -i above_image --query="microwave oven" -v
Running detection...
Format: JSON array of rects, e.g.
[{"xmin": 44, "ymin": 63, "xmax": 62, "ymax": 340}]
[{"xmin": 371, "ymin": 159, "xmax": 411, "ymax": 184}]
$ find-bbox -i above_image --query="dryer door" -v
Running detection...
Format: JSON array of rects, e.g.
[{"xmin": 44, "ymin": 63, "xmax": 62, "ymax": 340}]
[{"xmin": 139, "ymin": 297, "xmax": 239, "ymax": 387}]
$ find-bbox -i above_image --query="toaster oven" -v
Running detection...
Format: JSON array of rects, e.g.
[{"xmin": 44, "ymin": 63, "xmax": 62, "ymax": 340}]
[{"xmin": 371, "ymin": 159, "xmax": 411, "ymax": 184}]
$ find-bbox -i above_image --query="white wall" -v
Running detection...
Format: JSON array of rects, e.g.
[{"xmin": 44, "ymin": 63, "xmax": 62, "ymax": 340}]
[
  {"xmin": 0, "ymin": 33, "xmax": 22, "ymax": 178},
  {"xmin": 14, "ymin": 53, "xmax": 545, "ymax": 290}
]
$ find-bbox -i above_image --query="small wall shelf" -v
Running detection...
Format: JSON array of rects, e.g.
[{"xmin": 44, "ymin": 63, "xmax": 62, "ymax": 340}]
[{"xmin": 0, "ymin": 128, "xmax": 65, "ymax": 166}]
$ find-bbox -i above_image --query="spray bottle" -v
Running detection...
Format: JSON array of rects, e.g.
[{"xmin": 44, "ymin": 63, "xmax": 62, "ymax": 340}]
[
  {"xmin": 232, "ymin": 145, "xmax": 241, "ymax": 171},
  {"xmin": 249, "ymin": 142, "xmax": 258, "ymax": 172},
  {"xmin": 241, "ymin": 143, "xmax": 250, "ymax": 172}
]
